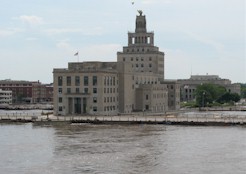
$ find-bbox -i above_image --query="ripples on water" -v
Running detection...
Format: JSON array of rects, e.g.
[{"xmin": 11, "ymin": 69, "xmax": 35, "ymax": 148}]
[{"xmin": 0, "ymin": 123, "xmax": 245, "ymax": 174}]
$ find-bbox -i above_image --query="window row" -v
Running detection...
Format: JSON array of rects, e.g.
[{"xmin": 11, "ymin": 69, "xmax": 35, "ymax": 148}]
[
  {"xmin": 104, "ymin": 76, "xmax": 117, "ymax": 86},
  {"xmin": 123, "ymin": 57, "xmax": 152, "ymax": 62},
  {"xmin": 153, "ymin": 93, "xmax": 166, "ymax": 99},
  {"xmin": 132, "ymin": 64, "xmax": 152, "ymax": 68},
  {"xmin": 185, "ymin": 89, "xmax": 195, "ymax": 93},
  {"xmin": 126, "ymin": 48, "xmax": 151, "ymax": 53},
  {"xmin": 104, "ymin": 88, "xmax": 118, "ymax": 94},
  {"xmin": 58, "ymin": 76, "xmax": 97, "ymax": 86},
  {"xmin": 104, "ymin": 96, "xmax": 118, "ymax": 103},
  {"xmin": 104, "ymin": 105, "xmax": 117, "ymax": 111},
  {"xmin": 58, "ymin": 88, "xmax": 97, "ymax": 94},
  {"xmin": 135, "ymin": 81, "xmax": 158, "ymax": 85}
]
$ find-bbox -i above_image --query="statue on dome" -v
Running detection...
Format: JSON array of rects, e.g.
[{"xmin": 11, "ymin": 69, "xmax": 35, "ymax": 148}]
[{"xmin": 137, "ymin": 10, "xmax": 143, "ymax": 16}]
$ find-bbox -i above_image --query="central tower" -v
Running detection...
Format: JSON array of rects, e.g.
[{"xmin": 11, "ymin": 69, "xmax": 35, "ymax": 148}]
[
  {"xmin": 117, "ymin": 11, "xmax": 166, "ymax": 113},
  {"xmin": 117, "ymin": 11, "xmax": 164, "ymax": 79}
]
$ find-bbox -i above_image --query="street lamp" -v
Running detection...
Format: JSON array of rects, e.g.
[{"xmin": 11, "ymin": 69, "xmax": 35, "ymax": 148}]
[{"xmin": 202, "ymin": 91, "xmax": 206, "ymax": 108}]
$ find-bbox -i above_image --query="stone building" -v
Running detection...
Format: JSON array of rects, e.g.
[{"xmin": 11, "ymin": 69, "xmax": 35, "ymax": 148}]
[
  {"xmin": 178, "ymin": 75, "xmax": 241, "ymax": 102},
  {"xmin": 53, "ymin": 11, "xmax": 180, "ymax": 116},
  {"xmin": 0, "ymin": 89, "xmax": 12, "ymax": 105},
  {"xmin": 53, "ymin": 62, "xmax": 119, "ymax": 115}
]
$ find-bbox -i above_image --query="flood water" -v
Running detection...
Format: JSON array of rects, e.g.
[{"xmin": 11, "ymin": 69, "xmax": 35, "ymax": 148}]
[{"xmin": 0, "ymin": 123, "xmax": 245, "ymax": 174}]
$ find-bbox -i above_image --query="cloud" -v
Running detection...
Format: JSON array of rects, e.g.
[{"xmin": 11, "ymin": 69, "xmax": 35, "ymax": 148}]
[
  {"xmin": 25, "ymin": 37, "xmax": 38, "ymax": 41},
  {"xmin": 44, "ymin": 27, "xmax": 104, "ymax": 36},
  {"xmin": 56, "ymin": 40, "xmax": 74, "ymax": 54},
  {"xmin": 186, "ymin": 32, "xmax": 225, "ymax": 56},
  {"xmin": 142, "ymin": 0, "xmax": 172, "ymax": 4},
  {"xmin": 81, "ymin": 44, "xmax": 122, "ymax": 61},
  {"xmin": 0, "ymin": 28, "xmax": 23, "ymax": 37},
  {"xmin": 19, "ymin": 15, "xmax": 44, "ymax": 26}
]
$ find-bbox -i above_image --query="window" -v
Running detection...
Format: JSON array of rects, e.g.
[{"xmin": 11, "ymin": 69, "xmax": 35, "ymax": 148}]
[
  {"xmin": 58, "ymin": 88, "xmax": 62, "ymax": 94},
  {"xmin": 131, "ymin": 57, "xmax": 133, "ymax": 61},
  {"xmin": 59, "ymin": 106, "xmax": 63, "ymax": 111},
  {"xmin": 149, "ymin": 64, "xmax": 152, "ymax": 68},
  {"xmin": 107, "ymin": 77, "xmax": 109, "ymax": 86},
  {"xmin": 75, "ymin": 76, "xmax": 80, "ymax": 86},
  {"xmin": 141, "ymin": 58, "xmax": 144, "ymax": 61},
  {"xmin": 84, "ymin": 88, "xmax": 88, "ymax": 93},
  {"xmin": 67, "ymin": 88, "xmax": 71, "ymax": 93},
  {"xmin": 149, "ymin": 57, "xmax": 152, "ymax": 61},
  {"xmin": 113, "ymin": 77, "xmax": 115, "ymax": 85},
  {"xmin": 66, "ymin": 76, "xmax": 71, "ymax": 86},
  {"xmin": 93, "ymin": 88, "xmax": 97, "ymax": 94},
  {"xmin": 141, "ymin": 64, "xmax": 144, "ymax": 67},
  {"xmin": 59, "ymin": 97, "xmax": 62, "ymax": 103},
  {"xmin": 76, "ymin": 88, "xmax": 80, "ymax": 93},
  {"xmin": 84, "ymin": 76, "xmax": 88, "ymax": 86},
  {"xmin": 123, "ymin": 57, "xmax": 125, "ymax": 61},
  {"xmin": 93, "ymin": 107, "xmax": 97, "ymax": 112},
  {"xmin": 145, "ymin": 105, "xmax": 149, "ymax": 110},
  {"xmin": 93, "ymin": 97, "xmax": 97, "ymax": 103},
  {"xmin": 146, "ymin": 95, "xmax": 149, "ymax": 100},
  {"xmin": 58, "ymin": 76, "xmax": 63, "ymax": 86},
  {"xmin": 93, "ymin": 76, "xmax": 97, "ymax": 86}
]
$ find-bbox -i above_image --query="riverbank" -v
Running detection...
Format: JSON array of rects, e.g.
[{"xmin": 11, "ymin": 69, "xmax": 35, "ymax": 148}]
[
  {"xmin": 0, "ymin": 104, "xmax": 53, "ymax": 110},
  {"xmin": 1, "ymin": 113, "xmax": 246, "ymax": 126}
]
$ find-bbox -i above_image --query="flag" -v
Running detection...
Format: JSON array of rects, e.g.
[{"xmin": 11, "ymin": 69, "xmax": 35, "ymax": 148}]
[{"xmin": 74, "ymin": 52, "xmax": 78, "ymax": 56}]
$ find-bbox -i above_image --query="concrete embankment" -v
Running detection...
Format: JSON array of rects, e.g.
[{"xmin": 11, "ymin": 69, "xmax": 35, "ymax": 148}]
[{"xmin": 1, "ymin": 114, "xmax": 246, "ymax": 126}]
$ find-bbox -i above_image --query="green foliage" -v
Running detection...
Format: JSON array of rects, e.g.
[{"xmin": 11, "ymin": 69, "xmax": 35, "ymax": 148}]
[
  {"xmin": 195, "ymin": 83, "xmax": 226, "ymax": 107},
  {"xmin": 241, "ymin": 83, "xmax": 246, "ymax": 98},
  {"xmin": 217, "ymin": 92, "xmax": 241, "ymax": 104}
]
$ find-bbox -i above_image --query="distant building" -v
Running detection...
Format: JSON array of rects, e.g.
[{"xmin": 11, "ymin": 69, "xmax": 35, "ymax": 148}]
[
  {"xmin": 53, "ymin": 12, "xmax": 180, "ymax": 116},
  {"xmin": 0, "ymin": 89, "xmax": 12, "ymax": 105},
  {"xmin": 0, "ymin": 80, "xmax": 53, "ymax": 103},
  {"xmin": 178, "ymin": 75, "xmax": 241, "ymax": 102}
]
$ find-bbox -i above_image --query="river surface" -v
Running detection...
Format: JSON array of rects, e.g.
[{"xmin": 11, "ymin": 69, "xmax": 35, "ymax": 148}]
[{"xmin": 0, "ymin": 123, "xmax": 245, "ymax": 174}]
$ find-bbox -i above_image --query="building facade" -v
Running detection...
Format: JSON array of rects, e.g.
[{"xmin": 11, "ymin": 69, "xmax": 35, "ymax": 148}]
[
  {"xmin": 0, "ymin": 80, "xmax": 53, "ymax": 104},
  {"xmin": 53, "ymin": 62, "xmax": 119, "ymax": 115},
  {"xmin": 0, "ymin": 89, "xmax": 12, "ymax": 105},
  {"xmin": 53, "ymin": 11, "xmax": 180, "ymax": 116},
  {"xmin": 178, "ymin": 75, "xmax": 241, "ymax": 102}
]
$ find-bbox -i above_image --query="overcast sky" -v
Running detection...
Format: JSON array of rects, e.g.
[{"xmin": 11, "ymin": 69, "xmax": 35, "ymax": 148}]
[{"xmin": 0, "ymin": 0, "xmax": 245, "ymax": 83}]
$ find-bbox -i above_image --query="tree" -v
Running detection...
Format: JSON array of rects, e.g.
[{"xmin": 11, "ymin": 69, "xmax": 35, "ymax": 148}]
[
  {"xmin": 241, "ymin": 84, "xmax": 246, "ymax": 98},
  {"xmin": 217, "ymin": 92, "xmax": 241, "ymax": 104},
  {"xmin": 195, "ymin": 83, "xmax": 226, "ymax": 107}
]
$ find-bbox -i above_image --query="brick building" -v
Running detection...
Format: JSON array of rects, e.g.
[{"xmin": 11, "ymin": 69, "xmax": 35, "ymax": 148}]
[{"xmin": 0, "ymin": 80, "xmax": 53, "ymax": 104}]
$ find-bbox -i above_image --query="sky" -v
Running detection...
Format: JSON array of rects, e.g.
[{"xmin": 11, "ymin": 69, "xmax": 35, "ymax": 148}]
[{"xmin": 0, "ymin": 0, "xmax": 245, "ymax": 84}]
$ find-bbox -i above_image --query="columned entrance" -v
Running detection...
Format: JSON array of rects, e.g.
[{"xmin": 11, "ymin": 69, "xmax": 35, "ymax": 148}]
[
  {"xmin": 82, "ymin": 97, "xmax": 87, "ymax": 114},
  {"xmin": 74, "ymin": 97, "xmax": 81, "ymax": 114},
  {"xmin": 67, "ymin": 96, "xmax": 88, "ymax": 115}
]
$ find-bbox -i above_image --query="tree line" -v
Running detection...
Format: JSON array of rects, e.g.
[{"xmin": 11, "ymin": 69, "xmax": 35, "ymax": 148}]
[{"xmin": 195, "ymin": 83, "xmax": 241, "ymax": 107}]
